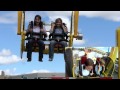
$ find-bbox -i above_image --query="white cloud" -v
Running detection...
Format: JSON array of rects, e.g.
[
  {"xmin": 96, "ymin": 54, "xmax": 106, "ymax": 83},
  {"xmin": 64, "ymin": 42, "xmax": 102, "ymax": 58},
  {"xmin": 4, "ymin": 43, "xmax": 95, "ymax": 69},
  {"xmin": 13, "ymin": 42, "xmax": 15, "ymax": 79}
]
[
  {"xmin": 0, "ymin": 49, "xmax": 25, "ymax": 65},
  {"xmin": 80, "ymin": 11, "xmax": 120, "ymax": 22},
  {"xmin": 31, "ymin": 69, "xmax": 51, "ymax": 73},
  {"xmin": 25, "ymin": 11, "xmax": 40, "ymax": 22},
  {"xmin": 0, "ymin": 49, "xmax": 11, "ymax": 56},
  {"xmin": 45, "ymin": 11, "xmax": 71, "ymax": 17},
  {"xmin": 45, "ymin": 26, "xmax": 51, "ymax": 31},
  {"xmin": 0, "ymin": 12, "xmax": 17, "ymax": 24},
  {"xmin": 26, "ymin": 11, "xmax": 120, "ymax": 22},
  {"xmin": 1, "ymin": 11, "xmax": 120, "ymax": 25},
  {"xmin": 73, "ymin": 38, "xmax": 86, "ymax": 46}
]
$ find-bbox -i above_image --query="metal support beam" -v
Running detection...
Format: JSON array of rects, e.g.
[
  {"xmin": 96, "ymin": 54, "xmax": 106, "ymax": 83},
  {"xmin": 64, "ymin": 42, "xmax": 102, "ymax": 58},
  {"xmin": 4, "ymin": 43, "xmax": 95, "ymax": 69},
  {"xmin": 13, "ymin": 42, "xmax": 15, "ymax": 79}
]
[
  {"xmin": 116, "ymin": 28, "xmax": 120, "ymax": 79},
  {"xmin": 74, "ymin": 11, "xmax": 79, "ymax": 38},
  {"xmin": 17, "ymin": 11, "xmax": 22, "ymax": 35}
]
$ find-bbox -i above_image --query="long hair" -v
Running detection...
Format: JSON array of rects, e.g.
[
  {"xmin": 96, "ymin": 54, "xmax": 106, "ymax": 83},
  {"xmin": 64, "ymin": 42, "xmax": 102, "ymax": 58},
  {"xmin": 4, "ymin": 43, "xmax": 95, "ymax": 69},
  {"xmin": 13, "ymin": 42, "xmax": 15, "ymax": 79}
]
[
  {"xmin": 85, "ymin": 58, "xmax": 94, "ymax": 66},
  {"xmin": 34, "ymin": 15, "xmax": 43, "ymax": 29},
  {"xmin": 55, "ymin": 18, "xmax": 62, "ymax": 23},
  {"xmin": 54, "ymin": 18, "xmax": 63, "ymax": 29}
]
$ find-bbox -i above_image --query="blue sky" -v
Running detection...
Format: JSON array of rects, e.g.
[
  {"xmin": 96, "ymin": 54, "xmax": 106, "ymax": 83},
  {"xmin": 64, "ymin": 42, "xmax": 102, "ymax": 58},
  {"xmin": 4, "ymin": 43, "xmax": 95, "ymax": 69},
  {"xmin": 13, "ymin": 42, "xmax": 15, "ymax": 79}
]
[{"xmin": 0, "ymin": 11, "xmax": 120, "ymax": 75}]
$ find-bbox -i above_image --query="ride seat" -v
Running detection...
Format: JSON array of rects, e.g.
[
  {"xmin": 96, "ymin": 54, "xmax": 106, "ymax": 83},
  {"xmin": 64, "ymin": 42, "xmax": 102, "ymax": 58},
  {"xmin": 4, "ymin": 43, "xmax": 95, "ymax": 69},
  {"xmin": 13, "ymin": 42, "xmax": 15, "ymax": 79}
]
[
  {"xmin": 26, "ymin": 40, "xmax": 45, "ymax": 50},
  {"xmin": 54, "ymin": 43, "xmax": 63, "ymax": 48}
]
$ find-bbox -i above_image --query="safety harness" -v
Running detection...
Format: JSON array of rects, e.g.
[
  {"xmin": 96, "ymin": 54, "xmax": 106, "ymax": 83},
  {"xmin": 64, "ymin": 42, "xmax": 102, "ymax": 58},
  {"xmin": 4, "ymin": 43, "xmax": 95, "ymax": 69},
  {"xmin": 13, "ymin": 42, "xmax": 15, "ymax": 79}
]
[
  {"xmin": 49, "ymin": 26, "xmax": 68, "ymax": 42},
  {"xmin": 26, "ymin": 21, "xmax": 46, "ymax": 41},
  {"xmin": 26, "ymin": 21, "xmax": 46, "ymax": 50}
]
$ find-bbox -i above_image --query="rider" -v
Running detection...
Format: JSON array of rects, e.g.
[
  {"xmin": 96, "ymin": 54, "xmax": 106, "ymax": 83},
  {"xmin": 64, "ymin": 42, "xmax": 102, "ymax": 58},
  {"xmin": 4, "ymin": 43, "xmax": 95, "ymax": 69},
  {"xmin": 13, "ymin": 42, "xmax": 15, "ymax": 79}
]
[
  {"xmin": 75, "ymin": 58, "xmax": 94, "ymax": 77},
  {"xmin": 26, "ymin": 15, "xmax": 47, "ymax": 62},
  {"xmin": 49, "ymin": 18, "xmax": 68, "ymax": 61},
  {"xmin": 94, "ymin": 58, "xmax": 105, "ymax": 77}
]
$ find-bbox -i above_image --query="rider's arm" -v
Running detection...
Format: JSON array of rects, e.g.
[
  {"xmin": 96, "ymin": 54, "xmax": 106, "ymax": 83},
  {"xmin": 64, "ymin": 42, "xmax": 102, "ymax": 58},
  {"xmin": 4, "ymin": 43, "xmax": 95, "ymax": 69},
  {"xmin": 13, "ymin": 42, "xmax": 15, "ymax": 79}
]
[
  {"xmin": 89, "ymin": 69, "xmax": 94, "ymax": 76},
  {"xmin": 27, "ymin": 22, "xmax": 33, "ymax": 33},
  {"xmin": 41, "ymin": 26, "xmax": 47, "ymax": 37},
  {"xmin": 26, "ymin": 22, "xmax": 33, "ymax": 36},
  {"xmin": 50, "ymin": 23, "xmax": 55, "ymax": 34},
  {"xmin": 41, "ymin": 26, "xmax": 46, "ymax": 33},
  {"xmin": 102, "ymin": 65, "xmax": 105, "ymax": 72},
  {"xmin": 62, "ymin": 25, "xmax": 68, "ymax": 34}
]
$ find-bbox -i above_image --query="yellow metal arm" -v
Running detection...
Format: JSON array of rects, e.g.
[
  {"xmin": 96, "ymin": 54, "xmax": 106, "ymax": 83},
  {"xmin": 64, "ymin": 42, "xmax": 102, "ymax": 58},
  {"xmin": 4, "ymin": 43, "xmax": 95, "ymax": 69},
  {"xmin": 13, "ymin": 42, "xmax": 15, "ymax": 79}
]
[
  {"xmin": 103, "ymin": 47, "xmax": 118, "ymax": 77},
  {"xmin": 69, "ymin": 11, "xmax": 74, "ymax": 47},
  {"xmin": 17, "ymin": 11, "xmax": 22, "ymax": 35},
  {"xmin": 116, "ymin": 28, "xmax": 120, "ymax": 79},
  {"xmin": 109, "ymin": 47, "xmax": 118, "ymax": 63},
  {"xmin": 69, "ymin": 11, "xmax": 80, "ymax": 47},
  {"xmin": 74, "ymin": 11, "xmax": 79, "ymax": 38}
]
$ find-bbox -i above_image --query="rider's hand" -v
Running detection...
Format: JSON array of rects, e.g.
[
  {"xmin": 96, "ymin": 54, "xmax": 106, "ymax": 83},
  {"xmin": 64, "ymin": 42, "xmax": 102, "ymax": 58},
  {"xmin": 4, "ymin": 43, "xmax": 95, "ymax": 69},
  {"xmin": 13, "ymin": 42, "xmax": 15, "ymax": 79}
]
[
  {"xmin": 62, "ymin": 24, "xmax": 65, "ymax": 28},
  {"xmin": 102, "ymin": 65, "xmax": 105, "ymax": 72},
  {"xmin": 51, "ymin": 23, "xmax": 55, "ymax": 28},
  {"xmin": 41, "ymin": 29, "xmax": 44, "ymax": 32},
  {"xmin": 90, "ymin": 72, "xmax": 94, "ymax": 76}
]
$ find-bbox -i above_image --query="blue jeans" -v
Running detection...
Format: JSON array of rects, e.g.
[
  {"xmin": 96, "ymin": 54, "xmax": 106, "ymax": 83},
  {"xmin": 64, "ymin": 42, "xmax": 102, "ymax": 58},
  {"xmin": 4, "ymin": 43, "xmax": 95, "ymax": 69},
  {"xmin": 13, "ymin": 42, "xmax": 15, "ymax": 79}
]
[
  {"xmin": 27, "ymin": 39, "xmax": 44, "ymax": 59},
  {"xmin": 49, "ymin": 40, "xmax": 67, "ymax": 59}
]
